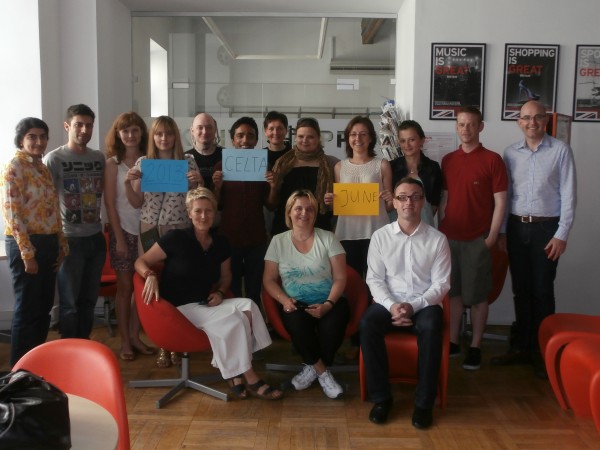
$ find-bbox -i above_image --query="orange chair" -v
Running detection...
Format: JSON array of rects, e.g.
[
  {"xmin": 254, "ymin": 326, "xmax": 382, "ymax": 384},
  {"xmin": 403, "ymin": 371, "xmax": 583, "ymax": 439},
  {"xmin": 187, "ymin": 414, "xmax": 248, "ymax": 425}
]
[
  {"xmin": 13, "ymin": 339, "xmax": 130, "ymax": 450},
  {"xmin": 539, "ymin": 313, "xmax": 600, "ymax": 410},
  {"xmin": 129, "ymin": 271, "xmax": 228, "ymax": 407},
  {"xmin": 558, "ymin": 337, "xmax": 600, "ymax": 435},
  {"xmin": 99, "ymin": 230, "xmax": 118, "ymax": 336},
  {"xmin": 359, "ymin": 295, "xmax": 450, "ymax": 409},
  {"xmin": 261, "ymin": 265, "xmax": 369, "ymax": 372},
  {"xmin": 461, "ymin": 244, "xmax": 509, "ymax": 341}
]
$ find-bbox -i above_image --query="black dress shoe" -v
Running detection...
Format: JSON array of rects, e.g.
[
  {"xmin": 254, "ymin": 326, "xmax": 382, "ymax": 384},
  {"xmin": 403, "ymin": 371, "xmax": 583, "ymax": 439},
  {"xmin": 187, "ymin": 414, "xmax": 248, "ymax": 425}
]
[
  {"xmin": 490, "ymin": 350, "xmax": 532, "ymax": 366},
  {"xmin": 411, "ymin": 407, "xmax": 433, "ymax": 429},
  {"xmin": 369, "ymin": 399, "xmax": 393, "ymax": 425}
]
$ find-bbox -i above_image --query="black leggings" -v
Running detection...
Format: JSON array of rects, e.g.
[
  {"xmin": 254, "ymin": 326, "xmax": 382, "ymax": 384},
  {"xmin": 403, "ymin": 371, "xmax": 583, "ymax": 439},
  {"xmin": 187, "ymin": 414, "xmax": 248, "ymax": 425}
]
[{"xmin": 280, "ymin": 297, "xmax": 350, "ymax": 367}]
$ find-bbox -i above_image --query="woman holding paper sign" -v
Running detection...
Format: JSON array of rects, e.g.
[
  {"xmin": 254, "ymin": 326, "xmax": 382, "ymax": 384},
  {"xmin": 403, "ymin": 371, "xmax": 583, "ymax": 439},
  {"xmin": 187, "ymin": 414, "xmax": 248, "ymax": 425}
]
[
  {"xmin": 270, "ymin": 118, "xmax": 336, "ymax": 236},
  {"xmin": 324, "ymin": 116, "xmax": 393, "ymax": 362},
  {"xmin": 324, "ymin": 116, "xmax": 393, "ymax": 278},
  {"xmin": 104, "ymin": 111, "xmax": 155, "ymax": 361},
  {"xmin": 125, "ymin": 115, "xmax": 201, "ymax": 367}
]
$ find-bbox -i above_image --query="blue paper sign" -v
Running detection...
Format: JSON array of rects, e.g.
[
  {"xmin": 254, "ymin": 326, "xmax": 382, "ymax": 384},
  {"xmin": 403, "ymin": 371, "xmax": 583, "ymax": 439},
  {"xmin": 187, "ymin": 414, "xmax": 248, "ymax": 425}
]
[
  {"xmin": 140, "ymin": 159, "xmax": 188, "ymax": 193},
  {"xmin": 221, "ymin": 149, "xmax": 268, "ymax": 182}
]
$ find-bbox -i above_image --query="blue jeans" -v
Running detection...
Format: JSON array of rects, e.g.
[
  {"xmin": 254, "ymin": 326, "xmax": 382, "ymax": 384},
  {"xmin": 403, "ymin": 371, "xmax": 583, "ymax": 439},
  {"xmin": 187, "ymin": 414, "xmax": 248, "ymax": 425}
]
[
  {"xmin": 360, "ymin": 303, "xmax": 443, "ymax": 408},
  {"xmin": 57, "ymin": 233, "xmax": 106, "ymax": 338},
  {"xmin": 6, "ymin": 234, "xmax": 59, "ymax": 365},
  {"xmin": 506, "ymin": 218, "xmax": 559, "ymax": 354},
  {"xmin": 230, "ymin": 244, "xmax": 266, "ymax": 306}
]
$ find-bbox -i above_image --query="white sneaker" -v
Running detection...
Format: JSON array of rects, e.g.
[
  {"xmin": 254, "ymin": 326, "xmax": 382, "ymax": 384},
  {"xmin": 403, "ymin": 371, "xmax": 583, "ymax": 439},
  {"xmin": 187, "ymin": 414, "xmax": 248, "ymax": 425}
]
[
  {"xmin": 318, "ymin": 370, "xmax": 343, "ymax": 399},
  {"xmin": 291, "ymin": 364, "xmax": 318, "ymax": 390}
]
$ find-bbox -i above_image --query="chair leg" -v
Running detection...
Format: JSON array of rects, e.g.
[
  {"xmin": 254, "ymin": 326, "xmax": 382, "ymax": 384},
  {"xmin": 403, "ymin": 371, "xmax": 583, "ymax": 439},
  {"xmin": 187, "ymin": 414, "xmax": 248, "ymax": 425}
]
[
  {"xmin": 265, "ymin": 363, "xmax": 303, "ymax": 372},
  {"xmin": 129, "ymin": 353, "xmax": 228, "ymax": 407},
  {"xmin": 103, "ymin": 297, "xmax": 115, "ymax": 337}
]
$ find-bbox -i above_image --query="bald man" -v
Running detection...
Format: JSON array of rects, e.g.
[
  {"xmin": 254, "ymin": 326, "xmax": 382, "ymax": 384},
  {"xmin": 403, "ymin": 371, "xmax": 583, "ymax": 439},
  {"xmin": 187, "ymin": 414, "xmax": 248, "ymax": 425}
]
[
  {"xmin": 186, "ymin": 112, "xmax": 223, "ymax": 191},
  {"xmin": 492, "ymin": 100, "xmax": 577, "ymax": 379}
]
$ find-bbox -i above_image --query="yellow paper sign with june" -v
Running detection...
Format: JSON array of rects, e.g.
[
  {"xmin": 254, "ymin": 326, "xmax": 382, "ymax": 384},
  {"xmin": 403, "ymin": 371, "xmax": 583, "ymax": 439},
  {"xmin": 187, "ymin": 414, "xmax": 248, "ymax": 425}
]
[{"xmin": 333, "ymin": 183, "xmax": 379, "ymax": 216}]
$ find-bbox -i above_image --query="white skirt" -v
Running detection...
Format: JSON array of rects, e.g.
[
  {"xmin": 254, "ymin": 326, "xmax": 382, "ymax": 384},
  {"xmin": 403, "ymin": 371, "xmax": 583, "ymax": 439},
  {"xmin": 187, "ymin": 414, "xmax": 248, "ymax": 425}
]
[{"xmin": 177, "ymin": 297, "xmax": 271, "ymax": 379}]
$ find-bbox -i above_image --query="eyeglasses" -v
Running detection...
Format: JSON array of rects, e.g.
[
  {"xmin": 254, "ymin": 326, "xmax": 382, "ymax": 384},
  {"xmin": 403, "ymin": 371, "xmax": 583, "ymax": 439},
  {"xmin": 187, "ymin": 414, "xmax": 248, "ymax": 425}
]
[
  {"xmin": 519, "ymin": 114, "xmax": 546, "ymax": 122},
  {"xmin": 394, "ymin": 194, "xmax": 424, "ymax": 202},
  {"xmin": 349, "ymin": 132, "xmax": 369, "ymax": 139}
]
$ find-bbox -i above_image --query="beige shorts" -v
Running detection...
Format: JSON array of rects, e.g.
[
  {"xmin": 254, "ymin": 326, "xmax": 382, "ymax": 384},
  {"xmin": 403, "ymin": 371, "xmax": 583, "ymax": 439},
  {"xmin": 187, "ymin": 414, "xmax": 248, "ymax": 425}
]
[{"xmin": 448, "ymin": 236, "xmax": 492, "ymax": 306}]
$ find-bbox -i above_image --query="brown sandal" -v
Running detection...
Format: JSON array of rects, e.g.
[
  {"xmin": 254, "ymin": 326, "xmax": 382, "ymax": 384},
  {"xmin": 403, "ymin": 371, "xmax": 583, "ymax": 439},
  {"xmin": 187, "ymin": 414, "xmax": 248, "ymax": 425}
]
[
  {"xmin": 245, "ymin": 379, "xmax": 283, "ymax": 400},
  {"xmin": 227, "ymin": 377, "xmax": 249, "ymax": 400},
  {"xmin": 156, "ymin": 348, "xmax": 172, "ymax": 368}
]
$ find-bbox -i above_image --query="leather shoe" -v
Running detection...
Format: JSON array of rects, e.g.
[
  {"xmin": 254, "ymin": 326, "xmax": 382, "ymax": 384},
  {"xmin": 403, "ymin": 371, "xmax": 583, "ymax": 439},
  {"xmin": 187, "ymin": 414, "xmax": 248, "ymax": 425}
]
[
  {"xmin": 490, "ymin": 350, "xmax": 532, "ymax": 366},
  {"xmin": 411, "ymin": 407, "xmax": 433, "ymax": 429},
  {"xmin": 369, "ymin": 399, "xmax": 392, "ymax": 425}
]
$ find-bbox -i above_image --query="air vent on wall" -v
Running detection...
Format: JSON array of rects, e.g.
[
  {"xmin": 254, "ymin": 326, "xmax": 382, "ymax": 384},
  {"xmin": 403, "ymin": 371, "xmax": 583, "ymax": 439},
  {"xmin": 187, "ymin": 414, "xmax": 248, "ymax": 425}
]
[{"xmin": 329, "ymin": 60, "xmax": 394, "ymax": 74}]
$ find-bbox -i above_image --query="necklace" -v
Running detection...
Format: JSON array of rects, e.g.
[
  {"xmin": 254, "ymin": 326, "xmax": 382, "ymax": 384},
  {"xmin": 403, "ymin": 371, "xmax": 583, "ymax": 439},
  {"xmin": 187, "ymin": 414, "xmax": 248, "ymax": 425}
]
[
  {"xmin": 407, "ymin": 161, "xmax": 419, "ymax": 175},
  {"xmin": 292, "ymin": 231, "xmax": 313, "ymax": 242}
]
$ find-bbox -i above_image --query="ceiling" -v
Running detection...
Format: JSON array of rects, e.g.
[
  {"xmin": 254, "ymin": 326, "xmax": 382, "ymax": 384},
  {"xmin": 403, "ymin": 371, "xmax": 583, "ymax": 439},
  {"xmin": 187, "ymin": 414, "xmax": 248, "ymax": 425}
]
[
  {"xmin": 119, "ymin": 0, "xmax": 403, "ymax": 16},
  {"xmin": 128, "ymin": 1, "xmax": 399, "ymax": 64}
]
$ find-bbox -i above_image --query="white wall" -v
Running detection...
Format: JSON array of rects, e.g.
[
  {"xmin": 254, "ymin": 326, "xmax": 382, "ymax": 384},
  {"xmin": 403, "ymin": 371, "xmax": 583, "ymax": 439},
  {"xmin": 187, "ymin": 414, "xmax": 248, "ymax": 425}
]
[
  {"xmin": 96, "ymin": 0, "xmax": 134, "ymax": 141},
  {"xmin": 408, "ymin": 0, "xmax": 600, "ymax": 323},
  {"xmin": 0, "ymin": 0, "xmax": 44, "ymax": 326},
  {"xmin": 394, "ymin": 0, "xmax": 415, "ymax": 113},
  {"xmin": 0, "ymin": 0, "xmax": 132, "ymax": 329}
]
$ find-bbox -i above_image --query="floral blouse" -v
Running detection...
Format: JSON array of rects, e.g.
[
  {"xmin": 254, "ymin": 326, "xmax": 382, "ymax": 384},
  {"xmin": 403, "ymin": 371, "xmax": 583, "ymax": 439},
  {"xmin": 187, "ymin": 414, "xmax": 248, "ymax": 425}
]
[
  {"xmin": 1, "ymin": 151, "xmax": 68, "ymax": 260},
  {"xmin": 134, "ymin": 154, "xmax": 199, "ymax": 226}
]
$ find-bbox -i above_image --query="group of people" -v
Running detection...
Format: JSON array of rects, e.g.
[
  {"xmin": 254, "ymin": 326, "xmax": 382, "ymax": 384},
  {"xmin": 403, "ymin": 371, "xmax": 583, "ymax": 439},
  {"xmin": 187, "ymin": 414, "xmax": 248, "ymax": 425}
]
[{"xmin": 1, "ymin": 99, "xmax": 576, "ymax": 428}]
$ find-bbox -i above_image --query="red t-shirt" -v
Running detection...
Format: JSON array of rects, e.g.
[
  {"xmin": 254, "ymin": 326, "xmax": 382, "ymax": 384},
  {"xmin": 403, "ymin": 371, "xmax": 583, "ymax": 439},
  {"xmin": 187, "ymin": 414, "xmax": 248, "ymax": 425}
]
[{"xmin": 439, "ymin": 144, "xmax": 508, "ymax": 241}]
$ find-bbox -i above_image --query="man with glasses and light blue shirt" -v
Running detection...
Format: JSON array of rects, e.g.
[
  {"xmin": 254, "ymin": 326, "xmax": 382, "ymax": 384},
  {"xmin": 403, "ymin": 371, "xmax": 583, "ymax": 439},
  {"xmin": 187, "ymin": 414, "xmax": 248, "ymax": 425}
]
[
  {"xmin": 361, "ymin": 177, "xmax": 450, "ymax": 429},
  {"xmin": 491, "ymin": 100, "xmax": 577, "ymax": 379}
]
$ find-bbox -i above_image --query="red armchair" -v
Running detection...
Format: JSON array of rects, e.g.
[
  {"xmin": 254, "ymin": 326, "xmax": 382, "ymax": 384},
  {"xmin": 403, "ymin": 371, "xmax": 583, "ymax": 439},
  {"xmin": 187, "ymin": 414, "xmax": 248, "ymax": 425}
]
[
  {"xmin": 539, "ymin": 313, "xmax": 600, "ymax": 410},
  {"xmin": 129, "ymin": 271, "xmax": 228, "ymax": 407},
  {"xmin": 558, "ymin": 336, "xmax": 600, "ymax": 435},
  {"xmin": 13, "ymin": 339, "xmax": 130, "ymax": 450}
]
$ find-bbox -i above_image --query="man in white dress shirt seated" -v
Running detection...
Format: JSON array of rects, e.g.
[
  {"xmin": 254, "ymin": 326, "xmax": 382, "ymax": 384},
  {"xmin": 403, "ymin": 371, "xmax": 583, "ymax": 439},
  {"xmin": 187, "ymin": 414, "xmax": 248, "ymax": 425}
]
[{"xmin": 361, "ymin": 177, "xmax": 451, "ymax": 428}]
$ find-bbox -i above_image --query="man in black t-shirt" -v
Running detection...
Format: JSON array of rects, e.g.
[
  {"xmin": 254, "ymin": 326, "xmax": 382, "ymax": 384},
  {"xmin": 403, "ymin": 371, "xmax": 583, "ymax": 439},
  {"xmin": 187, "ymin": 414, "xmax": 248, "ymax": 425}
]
[{"xmin": 185, "ymin": 112, "xmax": 222, "ymax": 190}]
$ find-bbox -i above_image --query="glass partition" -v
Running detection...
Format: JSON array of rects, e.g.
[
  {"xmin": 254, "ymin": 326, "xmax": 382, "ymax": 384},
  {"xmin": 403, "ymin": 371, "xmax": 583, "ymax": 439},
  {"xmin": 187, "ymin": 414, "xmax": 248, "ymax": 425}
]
[{"xmin": 132, "ymin": 15, "xmax": 396, "ymax": 120}]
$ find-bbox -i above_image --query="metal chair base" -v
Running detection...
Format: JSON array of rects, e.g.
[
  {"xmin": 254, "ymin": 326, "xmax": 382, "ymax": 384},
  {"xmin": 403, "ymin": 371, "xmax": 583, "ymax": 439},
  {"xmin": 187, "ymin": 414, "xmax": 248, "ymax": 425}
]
[{"xmin": 129, "ymin": 353, "xmax": 228, "ymax": 407}]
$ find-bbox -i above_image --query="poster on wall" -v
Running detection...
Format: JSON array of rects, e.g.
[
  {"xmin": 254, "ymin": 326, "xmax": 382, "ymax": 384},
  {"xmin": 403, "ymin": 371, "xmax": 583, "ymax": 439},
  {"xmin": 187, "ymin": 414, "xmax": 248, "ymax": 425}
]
[
  {"xmin": 573, "ymin": 45, "xmax": 600, "ymax": 122},
  {"xmin": 502, "ymin": 44, "xmax": 559, "ymax": 120},
  {"xmin": 430, "ymin": 43, "xmax": 486, "ymax": 120}
]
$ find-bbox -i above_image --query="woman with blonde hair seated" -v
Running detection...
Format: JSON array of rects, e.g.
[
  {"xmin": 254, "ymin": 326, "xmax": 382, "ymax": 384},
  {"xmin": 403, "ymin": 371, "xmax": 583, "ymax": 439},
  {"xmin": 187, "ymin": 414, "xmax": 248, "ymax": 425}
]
[
  {"xmin": 263, "ymin": 190, "xmax": 349, "ymax": 399},
  {"xmin": 135, "ymin": 187, "xmax": 283, "ymax": 400}
]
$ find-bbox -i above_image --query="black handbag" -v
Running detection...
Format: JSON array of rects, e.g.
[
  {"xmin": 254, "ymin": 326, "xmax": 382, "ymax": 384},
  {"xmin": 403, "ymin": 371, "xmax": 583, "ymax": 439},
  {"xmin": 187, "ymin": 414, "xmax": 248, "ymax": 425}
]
[{"xmin": 0, "ymin": 370, "xmax": 71, "ymax": 450}]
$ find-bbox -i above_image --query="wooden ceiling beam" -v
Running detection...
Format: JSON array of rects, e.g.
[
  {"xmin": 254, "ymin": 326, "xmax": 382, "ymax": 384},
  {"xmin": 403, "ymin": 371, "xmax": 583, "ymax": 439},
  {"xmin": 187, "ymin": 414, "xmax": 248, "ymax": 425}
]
[{"xmin": 361, "ymin": 18, "xmax": 385, "ymax": 45}]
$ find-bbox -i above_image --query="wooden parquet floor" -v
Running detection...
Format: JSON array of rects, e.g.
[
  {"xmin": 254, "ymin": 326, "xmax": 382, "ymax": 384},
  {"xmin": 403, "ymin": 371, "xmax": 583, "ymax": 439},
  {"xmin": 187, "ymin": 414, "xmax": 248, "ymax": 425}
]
[{"xmin": 2, "ymin": 324, "xmax": 599, "ymax": 449}]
